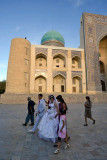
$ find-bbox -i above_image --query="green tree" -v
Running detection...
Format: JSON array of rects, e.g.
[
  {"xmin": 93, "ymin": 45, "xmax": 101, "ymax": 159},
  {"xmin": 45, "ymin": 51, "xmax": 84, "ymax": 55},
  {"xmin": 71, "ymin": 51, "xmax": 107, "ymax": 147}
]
[{"xmin": 0, "ymin": 80, "xmax": 6, "ymax": 94}]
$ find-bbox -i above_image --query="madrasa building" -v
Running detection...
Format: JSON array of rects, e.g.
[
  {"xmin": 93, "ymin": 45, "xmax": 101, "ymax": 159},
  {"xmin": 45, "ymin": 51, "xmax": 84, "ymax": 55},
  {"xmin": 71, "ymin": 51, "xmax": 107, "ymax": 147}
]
[{"xmin": 3, "ymin": 12, "xmax": 107, "ymax": 102}]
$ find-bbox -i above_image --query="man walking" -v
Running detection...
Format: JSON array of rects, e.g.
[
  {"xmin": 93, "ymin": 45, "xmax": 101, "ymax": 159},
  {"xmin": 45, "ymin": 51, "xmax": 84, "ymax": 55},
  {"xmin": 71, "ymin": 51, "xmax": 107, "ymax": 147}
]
[
  {"xmin": 29, "ymin": 94, "xmax": 45, "ymax": 133},
  {"xmin": 22, "ymin": 97, "xmax": 35, "ymax": 126}
]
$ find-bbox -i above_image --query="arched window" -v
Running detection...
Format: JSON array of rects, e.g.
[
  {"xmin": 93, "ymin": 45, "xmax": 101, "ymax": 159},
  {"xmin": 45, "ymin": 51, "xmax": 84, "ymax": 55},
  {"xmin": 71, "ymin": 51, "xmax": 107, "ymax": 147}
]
[
  {"xmin": 35, "ymin": 53, "xmax": 47, "ymax": 67},
  {"xmin": 53, "ymin": 54, "xmax": 66, "ymax": 68},
  {"xmin": 72, "ymin": 56, "xmax": 81, "ymax": 68}
]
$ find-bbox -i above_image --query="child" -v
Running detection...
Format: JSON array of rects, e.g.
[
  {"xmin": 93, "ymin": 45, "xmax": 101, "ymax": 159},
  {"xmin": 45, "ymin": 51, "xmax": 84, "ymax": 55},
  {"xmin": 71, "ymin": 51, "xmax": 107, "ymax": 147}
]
[{"xmin": 54, "ymin": 109, "xmax": 70, "ymax": 154}]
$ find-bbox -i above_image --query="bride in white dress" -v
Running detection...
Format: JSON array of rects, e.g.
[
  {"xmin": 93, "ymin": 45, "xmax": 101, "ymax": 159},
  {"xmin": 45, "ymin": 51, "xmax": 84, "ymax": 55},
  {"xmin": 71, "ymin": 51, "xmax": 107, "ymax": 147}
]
[{"xmin": 38, "ymin": 95, "xmax": 59, "ymax": 143}]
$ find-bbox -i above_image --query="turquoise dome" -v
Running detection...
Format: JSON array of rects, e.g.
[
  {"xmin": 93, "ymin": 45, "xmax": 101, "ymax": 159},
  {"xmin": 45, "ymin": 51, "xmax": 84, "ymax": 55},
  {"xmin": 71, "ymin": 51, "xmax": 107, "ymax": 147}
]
[{"xmin": 41, "ymin": 30, "xmax": 65, "ymax": 45}]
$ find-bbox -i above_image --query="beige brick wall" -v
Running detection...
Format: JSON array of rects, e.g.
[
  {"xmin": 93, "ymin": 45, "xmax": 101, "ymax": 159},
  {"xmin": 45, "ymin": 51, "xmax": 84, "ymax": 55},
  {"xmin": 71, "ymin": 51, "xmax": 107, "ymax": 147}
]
[
  {"xmin": 6, "ymin": 38, "xmax": 31, "ymax": 93},
  {"xmin": 32, "ymin": 45, "xmax": 86, "ymax": 94},
  {"xmin": 6, "ymin": 41, "xmax": 86, "ymax": 94}
]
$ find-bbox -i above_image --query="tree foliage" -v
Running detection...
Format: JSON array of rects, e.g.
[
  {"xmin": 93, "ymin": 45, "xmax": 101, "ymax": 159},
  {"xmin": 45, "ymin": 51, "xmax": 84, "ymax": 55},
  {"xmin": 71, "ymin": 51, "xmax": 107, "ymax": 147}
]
[{"xmin": 0, "ymin": 80, "xmax": 6, "ymax": 94}]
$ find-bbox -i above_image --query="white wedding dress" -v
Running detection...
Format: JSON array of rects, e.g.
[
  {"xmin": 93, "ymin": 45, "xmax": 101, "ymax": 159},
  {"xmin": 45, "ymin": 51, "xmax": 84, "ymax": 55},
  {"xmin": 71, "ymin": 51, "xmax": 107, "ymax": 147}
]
[{"xmin": 38, "ymin": 102, "xmax": 58, "ymax": 143}]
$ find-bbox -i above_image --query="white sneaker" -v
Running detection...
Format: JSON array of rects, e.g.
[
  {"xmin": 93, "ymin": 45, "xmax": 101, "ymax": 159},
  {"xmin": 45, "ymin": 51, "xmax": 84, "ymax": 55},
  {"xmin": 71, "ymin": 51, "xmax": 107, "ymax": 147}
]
[
  {"xmin": 28, "ymin": 130, "xmax": 35, "ymax": 133},
  {"xmin": 65, "ymin": 144, "xmax": 70, "ymax": 149},
  {"xmin": 54, "ymin": 149, "xmax": 60, "ymax": 154}
]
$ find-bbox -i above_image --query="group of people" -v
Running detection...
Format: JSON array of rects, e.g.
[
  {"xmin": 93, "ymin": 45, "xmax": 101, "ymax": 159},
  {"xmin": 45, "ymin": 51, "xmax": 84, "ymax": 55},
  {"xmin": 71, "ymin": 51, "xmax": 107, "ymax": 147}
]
[{"xmin": 22, "ymin": 94, "xmax": 96, "ymax": 154}]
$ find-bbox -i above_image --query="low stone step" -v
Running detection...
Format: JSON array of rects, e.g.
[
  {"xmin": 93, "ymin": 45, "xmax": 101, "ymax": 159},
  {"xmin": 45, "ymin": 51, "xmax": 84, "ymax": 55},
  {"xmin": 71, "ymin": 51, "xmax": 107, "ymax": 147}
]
[{"xmin": 1, "ymin": 93, "xmax": 107, "ymax": 104}]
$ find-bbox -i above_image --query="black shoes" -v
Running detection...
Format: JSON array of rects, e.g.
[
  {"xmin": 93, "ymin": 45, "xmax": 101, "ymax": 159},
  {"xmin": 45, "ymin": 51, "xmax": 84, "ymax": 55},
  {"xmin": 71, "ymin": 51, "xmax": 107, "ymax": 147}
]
[
  {"xmin": 84, "ymin": 124, "xmax": 88, "ymax": 126},
  {"xmin": 84, "ymin": 120, "xmax": 96, "ymax": 126},
  {"xmin": 29, "ymin": 123, "xmax": 34, "ymax": 126},
  {"xmin": 22, "ymin": 123, "xmax": 27, "ymax": 126},
  {"xmin": 22, "ymin": 123, "xmax": 34, "ymax": 126}
]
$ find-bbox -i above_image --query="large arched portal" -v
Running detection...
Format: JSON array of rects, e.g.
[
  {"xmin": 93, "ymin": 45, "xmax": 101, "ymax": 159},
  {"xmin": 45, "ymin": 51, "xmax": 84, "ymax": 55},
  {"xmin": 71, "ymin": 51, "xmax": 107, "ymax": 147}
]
[
  {"xmin": 99, "ymin": 35, "xmax": 107, "ymax": 91},
  {"xmin": 72, "ymin": 76, "xmax": 82, "ymax": 93},
  {"xmin": 35, "ymin": 76, "xmax": 47, "ymax": 92},
  {"xmin": 53, "ymin": 74, "xmax": 66, "ymax": 92}
]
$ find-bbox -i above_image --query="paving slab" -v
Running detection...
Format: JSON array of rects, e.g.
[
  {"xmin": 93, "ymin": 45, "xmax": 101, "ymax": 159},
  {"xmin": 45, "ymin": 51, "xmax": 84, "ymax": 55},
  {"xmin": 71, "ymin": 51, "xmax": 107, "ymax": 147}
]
[{"xmin": 0, "ymin": 103, "xmax": 107, "ymax": 160}]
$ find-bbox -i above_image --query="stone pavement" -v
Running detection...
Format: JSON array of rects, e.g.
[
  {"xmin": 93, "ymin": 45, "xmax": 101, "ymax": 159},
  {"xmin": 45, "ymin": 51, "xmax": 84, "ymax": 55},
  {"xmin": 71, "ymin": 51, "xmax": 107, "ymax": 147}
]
[{"xmin": 0, "ymin": 103, "xmax": 107, "ymax": 160}]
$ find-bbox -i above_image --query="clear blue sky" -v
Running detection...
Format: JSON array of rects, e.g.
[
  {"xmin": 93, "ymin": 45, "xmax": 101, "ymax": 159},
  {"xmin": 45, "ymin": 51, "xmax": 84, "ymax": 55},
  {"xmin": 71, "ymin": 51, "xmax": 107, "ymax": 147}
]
[{"xmin": 0, "ymin": 0, "xmax": 107, "ymax": 81}]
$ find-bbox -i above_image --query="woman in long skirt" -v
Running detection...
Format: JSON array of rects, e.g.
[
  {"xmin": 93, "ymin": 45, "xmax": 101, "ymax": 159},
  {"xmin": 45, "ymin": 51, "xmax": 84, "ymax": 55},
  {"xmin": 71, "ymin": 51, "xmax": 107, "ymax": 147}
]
[{"xmin": 84, "ymin": 96, "xmax": 96, "ymax": 126}]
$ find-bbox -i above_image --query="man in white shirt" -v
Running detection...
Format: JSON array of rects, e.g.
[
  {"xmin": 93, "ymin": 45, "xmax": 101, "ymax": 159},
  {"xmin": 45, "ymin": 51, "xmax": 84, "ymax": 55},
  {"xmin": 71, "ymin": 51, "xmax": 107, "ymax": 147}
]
[{"xmin": 29, "ymin": 94, "xmax": 45, "ymax": 133}]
